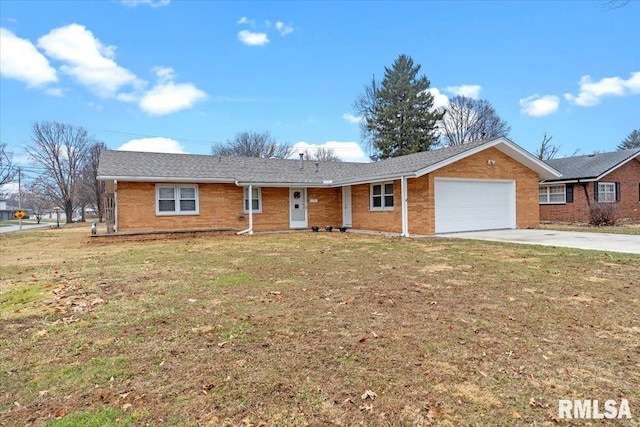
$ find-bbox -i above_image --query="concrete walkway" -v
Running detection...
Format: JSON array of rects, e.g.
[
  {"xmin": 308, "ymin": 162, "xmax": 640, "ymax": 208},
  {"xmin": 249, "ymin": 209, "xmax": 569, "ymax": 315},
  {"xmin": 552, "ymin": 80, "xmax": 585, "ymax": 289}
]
[{"xmin": 437, "ymin": 229, "xmax": 640, "ymax": 255}]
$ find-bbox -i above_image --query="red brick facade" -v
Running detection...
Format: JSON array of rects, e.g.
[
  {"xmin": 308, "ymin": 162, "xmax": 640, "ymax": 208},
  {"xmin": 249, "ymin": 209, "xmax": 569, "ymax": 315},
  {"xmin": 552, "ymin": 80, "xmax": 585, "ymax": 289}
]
[
  {"xmin": 112, "ymin": 148, "xmax": 542, "ymax": 235},
  {"xmin": 540, "ymin": 158, "xmax": 640, "ymax": 223}
]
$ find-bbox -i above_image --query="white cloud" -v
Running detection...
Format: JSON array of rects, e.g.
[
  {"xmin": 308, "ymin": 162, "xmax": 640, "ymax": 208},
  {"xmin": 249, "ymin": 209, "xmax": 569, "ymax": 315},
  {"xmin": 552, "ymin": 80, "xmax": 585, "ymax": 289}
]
[
  {"xmin": 37, "ymin": 24, "xmax": 144, "ymax": 98},
  {"xmin": 119, "ymin": 0, "xmax": 170, "ymax": 7},
  {"xmin": 138, "ymin": 66, "xmax": 206, "ymax": 115},
  {"xmin": 117, "ymin": 137, "xmax": 185, "ymax": 153},
  {"xmin": 275, "ymin": 22, "xmax": 294, "ymax": 36},
  {"xmin": 564, "ymin": 71, "xmax": 640, "ymax": 106},
  {"xmin": 45, "ymin": 87, "xmax": 64, "ymax": 97},
  {"xmin": 342, "ymin": 113, "xmax": 363, "ymax": 124},
  {"xmin": 292, "ymin": 141, "xmax": 369, "ymax": 163},
  {"xmin": 426, "ymin": 88, "xmax": 450, "ymax": 109},
  {"xmin": 519, "ymin": 94, "xmax": 560, "ymax": 117},
  {"xmin": 237, "ymin": 17, "xmax": 254, "ymax": 25},
  {"xmin": 445, "ymin": 84, "xmax": 482, "ymax": 99},
  {"xmin": 238, "ymin": 30, "xmax": 269, "ymax": 46},
  {"xmin": 0, "ymin": 28, "xmax": 58, "ymax": 88}
]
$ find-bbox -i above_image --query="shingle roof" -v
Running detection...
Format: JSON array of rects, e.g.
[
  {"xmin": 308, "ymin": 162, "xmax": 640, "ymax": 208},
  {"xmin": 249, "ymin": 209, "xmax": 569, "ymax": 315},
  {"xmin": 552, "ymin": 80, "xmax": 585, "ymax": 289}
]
[
  {"xmin": 541, "ymin": 148, "xmax": 640, "ymax": 182},
  {"xmin": 98, "ymin": 137, "xmax": 558, "ymax": 186}
]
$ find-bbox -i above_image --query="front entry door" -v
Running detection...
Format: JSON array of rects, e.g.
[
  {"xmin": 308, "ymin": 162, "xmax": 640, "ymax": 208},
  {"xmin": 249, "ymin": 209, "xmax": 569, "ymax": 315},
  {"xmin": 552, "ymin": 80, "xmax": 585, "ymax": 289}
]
[
  {"xmin": 342, "ymin": 186, "xmax": 352, "ymax": 227},
  {"xmin": 289, "ymin": 188, "xmax": 308, "ymax": 229}
]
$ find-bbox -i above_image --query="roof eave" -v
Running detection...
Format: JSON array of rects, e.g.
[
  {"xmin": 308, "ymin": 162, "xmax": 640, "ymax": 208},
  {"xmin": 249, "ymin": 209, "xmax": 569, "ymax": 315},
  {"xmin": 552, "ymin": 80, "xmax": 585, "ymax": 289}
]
[{"xmin": 97, "ymin": 175, "xmax": 236, "ymax": 183}]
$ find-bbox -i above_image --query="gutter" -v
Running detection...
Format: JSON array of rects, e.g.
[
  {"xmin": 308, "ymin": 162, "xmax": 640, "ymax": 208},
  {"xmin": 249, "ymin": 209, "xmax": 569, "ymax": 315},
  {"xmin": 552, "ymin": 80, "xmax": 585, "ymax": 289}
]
[{"xmin": 237, "ymin": 184, "xmax": 254, "ymax": 235}]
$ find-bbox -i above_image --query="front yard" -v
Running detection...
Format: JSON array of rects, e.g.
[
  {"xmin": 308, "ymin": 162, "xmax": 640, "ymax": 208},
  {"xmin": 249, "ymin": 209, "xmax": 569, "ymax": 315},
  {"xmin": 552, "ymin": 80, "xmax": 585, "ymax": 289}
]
[{"xmin": 1, "ymin": 227, "xmax": 639, "ymax": 426}]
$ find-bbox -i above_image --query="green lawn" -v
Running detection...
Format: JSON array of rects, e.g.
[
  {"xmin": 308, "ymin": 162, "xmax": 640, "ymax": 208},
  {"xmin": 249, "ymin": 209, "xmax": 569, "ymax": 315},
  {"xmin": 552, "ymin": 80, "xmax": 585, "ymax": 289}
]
[{"xmin": 1, "ymin": 227, "xmax": 639, "ymax": 426}]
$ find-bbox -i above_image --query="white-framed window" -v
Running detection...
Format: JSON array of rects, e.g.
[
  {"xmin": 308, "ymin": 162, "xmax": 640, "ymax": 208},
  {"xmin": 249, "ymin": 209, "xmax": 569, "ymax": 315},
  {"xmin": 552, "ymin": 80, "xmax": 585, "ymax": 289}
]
[
  {"xmin": 156, "ymin": 185, "xmax": 199, "ymax": 215},
  {"xmin": 244, "ymin": 187, "xmax": 262, "ymax": 213},
  {"xmin": 370, "ymin": 182, "xmax": 394, "ymax": 210},
  {"xmin": 539, "ymin": 185, "xmax": 566, "ymax": 204},
  {"xmin": 597, "ymin": 182, "xmax": 616, "ymax": 203}
]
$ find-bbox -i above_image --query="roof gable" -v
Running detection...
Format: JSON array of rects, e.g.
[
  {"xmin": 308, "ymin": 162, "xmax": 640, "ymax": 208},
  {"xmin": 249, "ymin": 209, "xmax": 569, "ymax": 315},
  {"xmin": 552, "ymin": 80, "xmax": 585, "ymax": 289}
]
[{"xmin": 541, "ymin": 148, "xmax": 640, "ymax": 182}]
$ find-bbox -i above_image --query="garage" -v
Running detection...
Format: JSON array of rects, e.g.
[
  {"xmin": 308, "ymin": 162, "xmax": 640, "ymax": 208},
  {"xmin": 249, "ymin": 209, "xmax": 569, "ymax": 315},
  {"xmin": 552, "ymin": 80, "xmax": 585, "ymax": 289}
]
[{"xmin": 435, "ymin": 178, "xmax": 516, "ymax": 233}]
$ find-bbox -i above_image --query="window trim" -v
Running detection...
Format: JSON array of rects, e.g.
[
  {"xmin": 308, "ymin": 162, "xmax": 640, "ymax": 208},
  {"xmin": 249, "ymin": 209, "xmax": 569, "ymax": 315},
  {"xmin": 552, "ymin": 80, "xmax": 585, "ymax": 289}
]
[
  {"xmin": 539, "ymin": 184, "xmax": 566, "ymax": 205},
  {"xmin": 370, "ymin": 181, "xmax": 394, "ymax": 211},
  {"xmin": 156, "ymin": 184, "xmax": 199, "ymax": 216},
  {"xmin": 597, "ymin": 182, "xmax": 616, "ymax": 203},
  {"xmin": 244, "ymin": 187, "xmax": 262, "ymax": 213}
]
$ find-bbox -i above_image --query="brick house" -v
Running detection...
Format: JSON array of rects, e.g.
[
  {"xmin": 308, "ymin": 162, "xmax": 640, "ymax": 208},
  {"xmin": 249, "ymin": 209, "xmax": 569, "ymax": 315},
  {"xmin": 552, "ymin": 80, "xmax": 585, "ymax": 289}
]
[
  {"xmin": 97, "ymin": 137, "xmax": 559, "ymax": 236},
  {"xmin": 539, "ymin": 148, "xmax": 640, "ymax": 223}
]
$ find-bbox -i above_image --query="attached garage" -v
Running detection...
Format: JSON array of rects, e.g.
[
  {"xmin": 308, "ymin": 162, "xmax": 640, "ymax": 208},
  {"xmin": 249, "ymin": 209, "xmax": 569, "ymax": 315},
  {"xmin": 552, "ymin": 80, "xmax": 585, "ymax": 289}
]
[{"xmin": 434, "ymin": 178, "xmax": 516, "ymax": 233}]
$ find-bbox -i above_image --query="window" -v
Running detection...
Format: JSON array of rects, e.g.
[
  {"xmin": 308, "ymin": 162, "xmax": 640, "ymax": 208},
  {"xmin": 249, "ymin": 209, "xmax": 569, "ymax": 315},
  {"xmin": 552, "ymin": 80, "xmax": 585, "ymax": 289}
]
[
  {"xmin": 156, "ymin": 185, "xmax": 199, "ymax": 215},
  {"xmin": 371, "ymin": 182, "xmax": 394, "ymax": 210},
  {"xmin": 244, "ymin": 187, "xmax": 262, "ymax": 213},
  {"xmin": 597, "ymin": 182, "xmax": 616, "ymax": 203},
  {"xmin": 539, "ymin": 185, "xmax": 565, "ymax": 204}
]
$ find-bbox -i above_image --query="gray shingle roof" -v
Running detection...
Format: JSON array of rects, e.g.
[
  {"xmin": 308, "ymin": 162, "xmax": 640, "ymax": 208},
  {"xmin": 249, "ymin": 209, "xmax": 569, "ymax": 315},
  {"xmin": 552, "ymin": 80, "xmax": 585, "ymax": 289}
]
[
  {"xmin": 98, "ymin": 137, "xmax": 555, "ymax": 186},
  {"xmin": 541, "ymin": 148, "xmax": 640, "ymax": 182}
]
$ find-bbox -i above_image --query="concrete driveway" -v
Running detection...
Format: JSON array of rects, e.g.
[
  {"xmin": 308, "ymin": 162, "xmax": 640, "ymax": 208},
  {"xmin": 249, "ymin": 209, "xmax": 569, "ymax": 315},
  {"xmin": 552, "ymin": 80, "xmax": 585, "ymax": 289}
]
[{"xmin": 437, "ymin": 229, "xmax": 640, "ymax": 255}]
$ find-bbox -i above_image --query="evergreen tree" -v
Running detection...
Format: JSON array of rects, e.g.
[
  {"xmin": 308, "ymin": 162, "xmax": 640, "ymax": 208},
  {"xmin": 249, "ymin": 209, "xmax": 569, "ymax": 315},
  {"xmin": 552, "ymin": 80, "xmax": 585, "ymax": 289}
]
[
  {"xmin": 355, "ymin": 55, "xmax": 443, "ymax": 160},
  {"xmin": 617, "ymin": 129, "xmax": 640, "ymax": 150}
]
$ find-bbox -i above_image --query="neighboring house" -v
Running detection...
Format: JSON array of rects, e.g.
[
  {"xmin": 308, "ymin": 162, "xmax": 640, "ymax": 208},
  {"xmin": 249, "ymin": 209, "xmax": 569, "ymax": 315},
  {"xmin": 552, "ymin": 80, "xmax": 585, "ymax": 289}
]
[
  {"xmin": 96, "ymin": 137, "xmax": 559, "ymax": 236},
  {"xmin": 539, "ymin": 148, "xmax": 640, "ymax": 223}
]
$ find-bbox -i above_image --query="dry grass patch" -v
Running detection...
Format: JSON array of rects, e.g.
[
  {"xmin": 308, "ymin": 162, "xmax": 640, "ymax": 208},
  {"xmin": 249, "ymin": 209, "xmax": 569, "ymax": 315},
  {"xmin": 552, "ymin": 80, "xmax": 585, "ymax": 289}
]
[{"xmin": 1, "ymin": 227, "xmax": 639, "ymax": 426}]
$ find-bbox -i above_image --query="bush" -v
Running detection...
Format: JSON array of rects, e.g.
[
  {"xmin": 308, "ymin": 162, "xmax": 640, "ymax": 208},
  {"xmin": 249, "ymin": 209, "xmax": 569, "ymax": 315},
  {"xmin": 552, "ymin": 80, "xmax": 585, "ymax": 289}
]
[{"xmin": 589, "ymin": 202, "xmax": 617, "ymax": 226}]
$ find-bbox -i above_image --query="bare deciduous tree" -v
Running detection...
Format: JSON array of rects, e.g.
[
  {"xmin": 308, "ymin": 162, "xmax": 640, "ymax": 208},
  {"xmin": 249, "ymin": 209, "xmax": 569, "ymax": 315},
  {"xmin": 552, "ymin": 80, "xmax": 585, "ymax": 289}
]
[
  {"xmin": 439, "ymin": 96, "xmax": 511, "ymax": 146},
  {"xmin": 212, "ymin": 131, "xmax": 292, "ymax": 159},
  {"xmin": 0, "ymin": 143, "xmax": 16, "ymax": 188},
  {"xmin": 26, "ymin": 121, "xmax": 94, "ymax": 223},
  {"xmin": 534, "ymin": 133, "xmax": 560, "ymax": 160},
  {"xmin": 77, "ymin": 142, "xmax": 107, "ymax": 222},
  {"xmin": 534, "ymin": 133, "xmax": 580, "ymax": 160},
  {"xmin": 304, "ymin": 147, "xmax": 341, "ymax": 162},
  {"xmin": 22, "ymin": 181, "xmax": 52, "ymax": 224}
]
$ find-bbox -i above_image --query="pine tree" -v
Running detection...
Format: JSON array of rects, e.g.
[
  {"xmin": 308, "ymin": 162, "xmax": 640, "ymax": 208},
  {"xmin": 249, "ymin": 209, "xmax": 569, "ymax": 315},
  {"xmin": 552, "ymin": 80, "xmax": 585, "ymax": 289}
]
[
  {"xmin": 617, "ymin": 129, "xmax": 640, "ymax": 150},
  {"xmin": 356, "ymin": 55, "xmax": 443, "ymax": 160}
]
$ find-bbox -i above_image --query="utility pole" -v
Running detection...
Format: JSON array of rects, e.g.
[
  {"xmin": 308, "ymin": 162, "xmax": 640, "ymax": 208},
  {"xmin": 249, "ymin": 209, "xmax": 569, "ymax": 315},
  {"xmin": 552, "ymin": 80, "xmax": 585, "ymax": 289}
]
[{"xmin": 18, "ymin": 167, "xmax": 22, "ymax": 231}]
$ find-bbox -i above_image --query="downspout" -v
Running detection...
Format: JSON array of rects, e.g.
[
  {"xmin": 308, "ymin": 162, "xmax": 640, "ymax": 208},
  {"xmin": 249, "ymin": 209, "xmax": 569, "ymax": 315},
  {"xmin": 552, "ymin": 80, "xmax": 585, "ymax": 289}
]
[
  {"xmin": 401, "ymin": 176, "xmax": 409, "ymax": 237},
  {"xmin": 114, "ymin": 180, "xmax": 118, "ymax": 233},
  {"xmin": 237, "ymin": 184, "xmax": 254, "ymax": 235}
]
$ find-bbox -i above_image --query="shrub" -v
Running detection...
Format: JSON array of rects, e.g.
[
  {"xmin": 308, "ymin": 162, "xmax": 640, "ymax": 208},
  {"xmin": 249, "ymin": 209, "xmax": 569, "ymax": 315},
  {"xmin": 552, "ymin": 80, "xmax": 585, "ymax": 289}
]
[{"xmin": 588, "ymin": 202, "xmax": 617, "ymax": 226}]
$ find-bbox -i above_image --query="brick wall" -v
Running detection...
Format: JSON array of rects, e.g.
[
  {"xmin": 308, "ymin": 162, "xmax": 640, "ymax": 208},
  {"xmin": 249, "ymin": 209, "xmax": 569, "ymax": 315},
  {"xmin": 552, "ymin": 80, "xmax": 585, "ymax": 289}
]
[
  {"xmin": 430, "ymin": 147, "xmax": 540, "ymax": 232},
  {"xmin": 348, "ymin": 148, "xmax": 540, "ymax": 235},
  {"xmin": 540, "ymin": 157, "xmax": 640, "ymax": 223},
  {"xmin": 350, "ymin": 180, "xmax": 403, "ymax": 233},
  {"xmin": 114, "ymin": 147, "xmax": 543, "ymax": 234},
  {"xmin": 115, "ymin": 182, "xmax": 343, "ymax": 233}
]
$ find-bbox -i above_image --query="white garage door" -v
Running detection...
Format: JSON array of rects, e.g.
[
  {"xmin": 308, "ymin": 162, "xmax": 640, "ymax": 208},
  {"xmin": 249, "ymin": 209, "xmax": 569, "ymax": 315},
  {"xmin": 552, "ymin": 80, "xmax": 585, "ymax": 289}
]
[{"xmin": 435, "ymin": 178, "xmax": 516, "ymax": 233}]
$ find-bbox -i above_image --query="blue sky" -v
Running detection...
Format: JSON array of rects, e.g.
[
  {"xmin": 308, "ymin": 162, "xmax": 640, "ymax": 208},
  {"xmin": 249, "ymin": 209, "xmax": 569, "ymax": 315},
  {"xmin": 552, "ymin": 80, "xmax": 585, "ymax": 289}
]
[{"xmin": 1, "ymin": 0, "xmax": 639, "ymax": 168}]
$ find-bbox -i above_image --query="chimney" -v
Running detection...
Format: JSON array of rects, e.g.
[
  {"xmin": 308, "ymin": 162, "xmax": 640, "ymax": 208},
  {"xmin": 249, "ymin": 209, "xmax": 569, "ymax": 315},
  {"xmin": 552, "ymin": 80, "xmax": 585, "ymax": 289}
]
[
  {"xmin": 299, "ymin": 152, "xmax": 304, "ymax": 169},
  {"xmin": 315, "ymin": 162, "xmax": 319, "ymax": 173}
]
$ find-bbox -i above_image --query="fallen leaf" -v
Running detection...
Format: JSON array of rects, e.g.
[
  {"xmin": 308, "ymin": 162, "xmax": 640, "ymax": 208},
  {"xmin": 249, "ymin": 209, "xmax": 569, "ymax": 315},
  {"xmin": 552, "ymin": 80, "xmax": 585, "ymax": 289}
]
[
  {"xmin": 122, "ymin": 403, "xmax": 132, "ymax": 411},
  {"xmin": 359, "ymin": 337, "xmax": 367, "ymax": 343},
  {"xmin": 549, "ymin": 411, "xmax": 560, "ymax": 423},
  {"xmin": 513, "ymin": 411, "xmax": 522, "ymax": 419},
  {"xmin": 54, "ymin": 406, "xmax": 66, "ymax": 419},
  {"xmin": 360, "ymin": 403, "xmax": 373, "ymax": 412},
  {"xmin": 361, "ymin": 390, "xmax": 377, "ymax": 400}
]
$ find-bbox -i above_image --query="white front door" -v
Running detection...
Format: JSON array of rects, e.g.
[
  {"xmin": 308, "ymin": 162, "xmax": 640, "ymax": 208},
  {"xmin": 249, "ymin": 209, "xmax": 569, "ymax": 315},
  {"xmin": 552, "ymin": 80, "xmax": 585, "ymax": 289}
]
[
  {"xmin": 289, "ymin": 188, "xmax": 308, "ymax": 228},
  {"xmin": 342, "ymin": 186, "xmax": 352, "ymax": 227}
]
